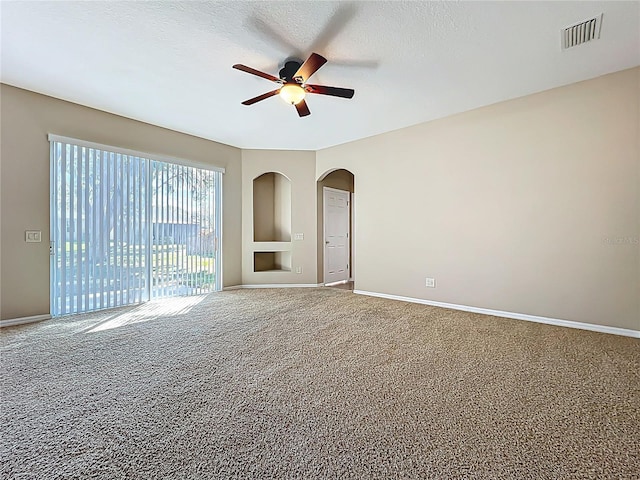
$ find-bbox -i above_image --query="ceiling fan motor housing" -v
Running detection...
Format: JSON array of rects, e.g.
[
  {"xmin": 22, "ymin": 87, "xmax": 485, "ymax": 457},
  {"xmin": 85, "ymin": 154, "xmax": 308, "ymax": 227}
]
[
  {"xmin": 233, "ymin": 52, "xmax": 354, "ymax": 117},
  {"xmin": 279, "ymin": 60, "xmax": 303, "ymax": 82}
]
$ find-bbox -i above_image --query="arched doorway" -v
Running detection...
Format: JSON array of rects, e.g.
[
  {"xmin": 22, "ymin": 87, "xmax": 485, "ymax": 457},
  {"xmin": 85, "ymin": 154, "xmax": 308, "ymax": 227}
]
[{"xmin": 317, "ymin": 169, "xmax": 355, "ymax": 289}]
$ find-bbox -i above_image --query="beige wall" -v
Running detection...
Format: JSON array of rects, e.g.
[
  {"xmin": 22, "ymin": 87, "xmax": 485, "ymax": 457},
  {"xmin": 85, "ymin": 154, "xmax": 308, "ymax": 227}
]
[
  {"xmin": 0, "ymin": 84, "xmax": 242, "ymax": 320},
  {"xmin": 241, "ymin": 149, "xmax": 317, "ymax": 285},
  {"xmin": 317, "ymin": 67, "xmax": 640, "ymax": 331},
  {"xmin": 3, "ymin": 68, "xmax": 638, "ymax": 331}
]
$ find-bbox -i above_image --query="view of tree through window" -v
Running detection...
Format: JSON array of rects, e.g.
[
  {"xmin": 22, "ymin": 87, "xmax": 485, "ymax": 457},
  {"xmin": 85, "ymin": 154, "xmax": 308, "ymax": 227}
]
[{"xmin": 50, "ymin": 139, "xmax": 221, "ymax": 316}]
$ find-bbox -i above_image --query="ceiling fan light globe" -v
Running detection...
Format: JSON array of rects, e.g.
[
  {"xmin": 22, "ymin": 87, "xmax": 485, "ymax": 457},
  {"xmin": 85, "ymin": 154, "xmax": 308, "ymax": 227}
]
[{"xmin": 279, "ymin": 84, "xmax": 306, "ymax": 105}]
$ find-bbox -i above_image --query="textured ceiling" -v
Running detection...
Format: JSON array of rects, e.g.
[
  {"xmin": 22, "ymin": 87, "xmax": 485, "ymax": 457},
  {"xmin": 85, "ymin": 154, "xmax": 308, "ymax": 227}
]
[{"xmin": 1, "ymin": 1, "xmax": 639, "ymax": 150}]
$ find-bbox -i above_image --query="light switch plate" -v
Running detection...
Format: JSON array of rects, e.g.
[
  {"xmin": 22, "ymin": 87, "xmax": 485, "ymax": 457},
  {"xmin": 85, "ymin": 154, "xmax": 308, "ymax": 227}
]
[{"xmin": 25, "ymin": 230, "xmax": 42, "ymax": 243}]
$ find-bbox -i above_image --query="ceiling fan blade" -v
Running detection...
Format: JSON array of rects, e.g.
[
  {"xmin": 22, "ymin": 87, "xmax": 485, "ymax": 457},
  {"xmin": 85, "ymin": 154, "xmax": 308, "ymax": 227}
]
[
  {"xmin": 294, "ymin": 53, "xmax": 327, "ymax": 83},
  {"xmin": 295, "ymin": 99, "xmax": 311, "ymax": 117},
  {"xmin": 305, "ymin": 84, "xmax": 355, "ymax": 99},
  {"xmin": 233, "ymin": 64, "xmax": 280, "ymax": 83},
  {"xmin": 241, "ymin": 89, "xmax": 281, "ymax": 106}
]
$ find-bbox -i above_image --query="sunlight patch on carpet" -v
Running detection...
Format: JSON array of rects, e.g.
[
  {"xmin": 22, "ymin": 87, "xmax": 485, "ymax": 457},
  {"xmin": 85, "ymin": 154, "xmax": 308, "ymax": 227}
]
[{"xmin": 85, "ymin": 295, "xmax": 206, "ymax": 333}]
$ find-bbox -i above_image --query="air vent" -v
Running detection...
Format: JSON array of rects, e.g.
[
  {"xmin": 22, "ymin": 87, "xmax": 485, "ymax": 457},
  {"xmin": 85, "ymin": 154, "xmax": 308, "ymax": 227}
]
[{"xmin": 562, "ymin": 14, "xmax": 602, "ymax": 49}]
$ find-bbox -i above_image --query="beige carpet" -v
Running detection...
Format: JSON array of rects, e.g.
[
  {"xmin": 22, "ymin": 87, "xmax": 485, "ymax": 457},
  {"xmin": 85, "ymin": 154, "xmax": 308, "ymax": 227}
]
[{"xmin": 1, "ymin": 288, "xmax": 638, "ymax": 479}]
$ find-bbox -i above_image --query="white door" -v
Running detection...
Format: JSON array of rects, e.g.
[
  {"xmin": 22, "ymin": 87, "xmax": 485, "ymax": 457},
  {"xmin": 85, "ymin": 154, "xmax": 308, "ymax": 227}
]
[{"xmin": 323, "ymin": 187, "xmax": 350, "ymax": 285}]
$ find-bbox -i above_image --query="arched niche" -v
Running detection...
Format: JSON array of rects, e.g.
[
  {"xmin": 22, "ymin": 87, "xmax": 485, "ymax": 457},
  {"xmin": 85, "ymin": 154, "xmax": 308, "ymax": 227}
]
[{"xmin": 253, "ymin": 172, "xmax": 291, "ymax": 242}]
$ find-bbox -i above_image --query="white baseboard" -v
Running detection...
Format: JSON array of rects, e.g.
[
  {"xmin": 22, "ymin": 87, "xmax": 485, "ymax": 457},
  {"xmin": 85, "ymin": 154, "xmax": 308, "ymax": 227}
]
[
  {"xmin": 324, "ymin": 279, "xmax": 349, "ymax": 286},
  {"xmin": 0, "ymin": 314, "xmax": 51, "ymax": 328},
  {"xmin": 354, "ymin": 290, "xmax": 640, "ymax": 339},
  {"xmin": 224, "ymin": 284, "xmax": 322, "ymax": 291}
]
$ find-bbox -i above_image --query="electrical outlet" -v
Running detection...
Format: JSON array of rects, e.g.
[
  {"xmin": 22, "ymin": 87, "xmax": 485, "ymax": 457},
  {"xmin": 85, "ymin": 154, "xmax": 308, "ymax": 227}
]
[
  {"xmin": 425, "ymin": 277, "xmax": 436, "ymax": 288},
  {"xmin": 295, "ymin": 266, "xmax": 303, "ymax": 274},
  {"xmin": 294, "ymin": 233, "xmax": 304, "ymax": 241},
  {"xmin": 25, "ymin": 230, "xmax": 42, "ymax": 243}
]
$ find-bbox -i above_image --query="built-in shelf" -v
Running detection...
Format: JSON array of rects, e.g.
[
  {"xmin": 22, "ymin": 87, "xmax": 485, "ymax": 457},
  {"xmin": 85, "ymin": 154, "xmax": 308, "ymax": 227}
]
[
  {"xmin": 254, "ymin": 251, "xmax": 292, "ymax": 272},
  {"xmin": 253, "ymin": 172, "xmax": 291, "ymax": 242},
  {"xmin": 252, "ymin": 241, "xmax": 291, "ymax": 252}
]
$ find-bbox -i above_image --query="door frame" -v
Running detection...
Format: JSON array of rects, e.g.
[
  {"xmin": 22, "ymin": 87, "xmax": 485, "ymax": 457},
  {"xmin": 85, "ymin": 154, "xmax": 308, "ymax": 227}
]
[
  {"xmin": 323, "ymin": 186, "xmax": 351, "ymax": 286},
  {"xmin": 350, "ymin": 191, "xmax": 355, "ymax": 282}
]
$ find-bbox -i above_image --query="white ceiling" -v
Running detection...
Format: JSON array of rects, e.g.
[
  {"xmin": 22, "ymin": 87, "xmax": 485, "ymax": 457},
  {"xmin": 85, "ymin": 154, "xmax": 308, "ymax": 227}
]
[{"xmin": 1, "ymin": 1, "xmax": 639, "ymax": 151}]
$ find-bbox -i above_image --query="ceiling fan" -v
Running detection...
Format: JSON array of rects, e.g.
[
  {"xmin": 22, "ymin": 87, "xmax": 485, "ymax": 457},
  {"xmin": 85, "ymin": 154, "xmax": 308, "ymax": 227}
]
[{"xmin": 232, "ymin": 52, "xmax": 355, "ymax": 117}]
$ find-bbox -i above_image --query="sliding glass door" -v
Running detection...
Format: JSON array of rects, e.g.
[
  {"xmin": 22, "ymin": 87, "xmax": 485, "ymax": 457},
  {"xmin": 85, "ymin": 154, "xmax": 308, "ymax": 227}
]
[
  {"xmin": 150, "ymin": 161, "xmax": 220, "ymax": 299},
  {"xmin": 50, "ymin": 137, "xmax": 222, "ymax": 317}
]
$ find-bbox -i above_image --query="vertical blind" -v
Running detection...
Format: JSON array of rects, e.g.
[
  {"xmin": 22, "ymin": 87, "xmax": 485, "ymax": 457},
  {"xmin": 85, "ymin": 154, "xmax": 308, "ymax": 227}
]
[
  {"xmin": 50, "ymin": 136, "xmax": 222, "ymax": 317},
  {"xmin": 150, "ymin": 161, "xmax": 219, "ymax": 299}
]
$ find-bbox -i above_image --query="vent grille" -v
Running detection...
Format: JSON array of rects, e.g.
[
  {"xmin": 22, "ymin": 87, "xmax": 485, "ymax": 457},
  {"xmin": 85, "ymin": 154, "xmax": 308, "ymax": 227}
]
[{"xmin": 562, "ymin": 14, "xmax": 602, "ymax": 49}]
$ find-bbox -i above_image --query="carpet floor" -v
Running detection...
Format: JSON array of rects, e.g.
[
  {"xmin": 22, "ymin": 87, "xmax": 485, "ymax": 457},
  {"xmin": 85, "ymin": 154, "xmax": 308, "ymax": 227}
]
[{"xmin": 1, "ymin": 288, "xmax": 639, "ymax": 479}]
